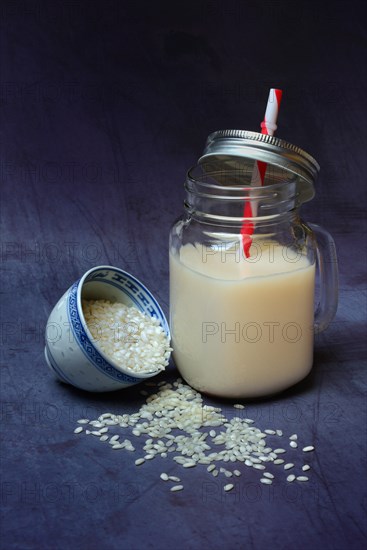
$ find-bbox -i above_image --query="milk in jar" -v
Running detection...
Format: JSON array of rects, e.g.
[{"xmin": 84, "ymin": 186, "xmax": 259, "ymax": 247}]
[{"xmin": 170, "ymin": 241, "xmax": 315, "ymax": 398}]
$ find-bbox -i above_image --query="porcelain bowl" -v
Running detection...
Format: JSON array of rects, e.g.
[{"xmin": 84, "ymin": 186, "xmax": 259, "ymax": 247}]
[{"xmin": 44, "ymin": 265, "xmax": 170, "ymax": 392}]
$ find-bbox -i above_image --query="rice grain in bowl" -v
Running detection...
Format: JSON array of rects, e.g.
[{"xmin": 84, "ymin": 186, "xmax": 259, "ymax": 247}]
[
  {"xmin": 82, "ymin": 299, "xmax": 171, "ymax": 374},
  {"xmin": 44, "ymin": 266, "xmax": 171, "ymax": 392}
]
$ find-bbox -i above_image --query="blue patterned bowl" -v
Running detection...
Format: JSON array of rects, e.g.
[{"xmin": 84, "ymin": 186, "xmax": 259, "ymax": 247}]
[{"xmin": 44, "ymin": 265, "xmax": 170, "ymax": 392}]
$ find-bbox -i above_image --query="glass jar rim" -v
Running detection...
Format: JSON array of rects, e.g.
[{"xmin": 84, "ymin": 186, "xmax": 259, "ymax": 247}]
[
  {"xmin": 187, "ymin": 157, "xmax": 315, "ymax": 206},
  {"xmin": 187, "ymin": 165, "xmax": 297, "ymax": 193}
]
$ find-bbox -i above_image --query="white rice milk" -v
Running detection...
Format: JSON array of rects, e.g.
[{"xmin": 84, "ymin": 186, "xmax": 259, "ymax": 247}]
[{"xmin": 169, "ymin": 242, "xmax": 315, "ymax": 398}]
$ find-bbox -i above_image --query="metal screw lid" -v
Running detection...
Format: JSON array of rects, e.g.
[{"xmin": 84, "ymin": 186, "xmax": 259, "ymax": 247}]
[{"xmin": 199, "ymin": 130, "xmax": 320, "ymax": 186}]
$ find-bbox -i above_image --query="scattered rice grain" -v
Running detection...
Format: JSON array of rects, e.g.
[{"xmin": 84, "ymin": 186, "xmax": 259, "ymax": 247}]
[
  {"xmin": 74, "ymin": 377, "xmax": 316, "ymax": 492},
  {"xmin": 260, "ymin": 478, "xmax": 272, "ymax": 485},
  {"xmin": 183, "ymin": 462, "xmax": 196, "ymax": 468}
]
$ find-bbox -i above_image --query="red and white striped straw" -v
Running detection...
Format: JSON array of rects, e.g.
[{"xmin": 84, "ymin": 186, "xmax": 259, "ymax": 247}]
[
  {"xmin": 261, "ymin": 88, "xmax": 283, "ymax": 135},
  {"xmin": 241, "ymin": 89, "xmax": 283, "ymax": 257},
  {"xmin": 251, "ymin": 89, "xmax": 283, "ymax": 185}
]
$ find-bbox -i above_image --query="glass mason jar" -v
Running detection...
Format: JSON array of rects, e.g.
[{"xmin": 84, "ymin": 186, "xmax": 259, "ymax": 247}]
[{"xmin": 169, "ymin": 131, "xmax": 338, "ymax": 399}]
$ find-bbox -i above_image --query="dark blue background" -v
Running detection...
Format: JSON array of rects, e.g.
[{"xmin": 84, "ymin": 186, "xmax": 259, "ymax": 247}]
[{"xmin": 1, "ymin": 1, "xmax": 366, "ymax": 549}]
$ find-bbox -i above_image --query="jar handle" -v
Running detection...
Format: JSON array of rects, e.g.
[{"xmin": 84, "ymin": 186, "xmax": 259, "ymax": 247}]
[{"xmin": 308, "ymin": 223, "xmax": 339, "ymax": 333}]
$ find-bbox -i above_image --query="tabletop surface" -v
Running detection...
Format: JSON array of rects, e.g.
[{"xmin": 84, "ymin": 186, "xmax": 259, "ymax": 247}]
[{"xmin": 1, "ymin": 1, "xmax": 366, "ymax": 549}]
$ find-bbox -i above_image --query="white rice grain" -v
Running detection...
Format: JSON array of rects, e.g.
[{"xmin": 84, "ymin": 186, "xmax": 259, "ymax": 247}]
[
  {"xmin": 170, "ymin": 485, "xmax": 183, "ymax": 492},
  {"xmin": 260, "ymin": 478, "xmax": 272, "ymax": 485},
  {"xmin": 112, "ymin": 443, "xmax": 125, "ymax": 449},
  {"xmin": 168, "ymin": 476, "xmax": 181, "ymax": 482},
  {"xmin": 183, "ymin": 462, "xmax": 196, "ymax": 468}
]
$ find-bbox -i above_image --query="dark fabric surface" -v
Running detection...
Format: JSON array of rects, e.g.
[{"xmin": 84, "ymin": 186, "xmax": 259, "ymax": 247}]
[{"xmin": 1, "ymin": 1, "xmax": 366, "ymax": 549}]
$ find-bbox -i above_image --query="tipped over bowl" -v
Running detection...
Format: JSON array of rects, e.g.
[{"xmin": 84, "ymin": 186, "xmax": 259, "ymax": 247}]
[{"xmin": 44, "ymin": 265, "xmax": 171, "ymax": 392}]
